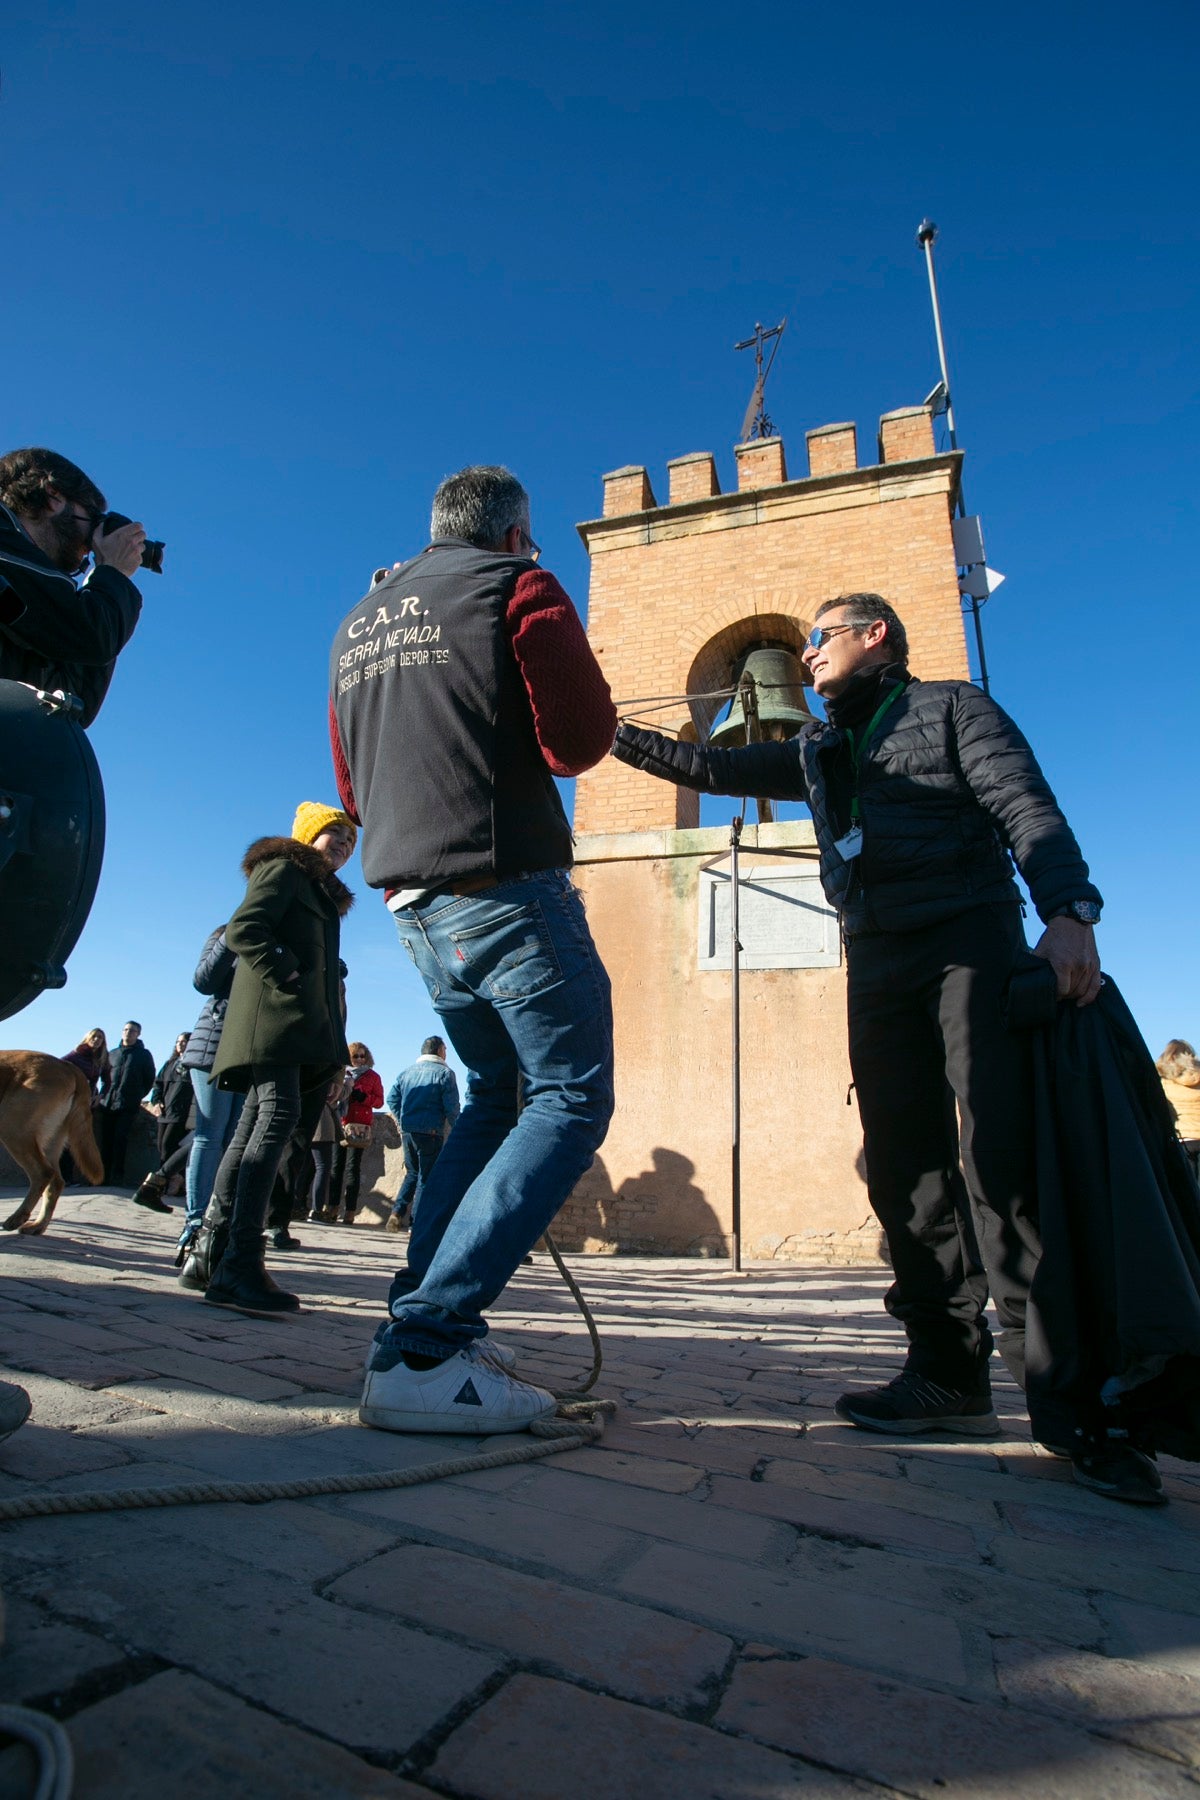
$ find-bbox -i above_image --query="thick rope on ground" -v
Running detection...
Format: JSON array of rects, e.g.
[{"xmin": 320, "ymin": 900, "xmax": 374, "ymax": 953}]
[
  {"xmin": 0, "ymin": 1402, "xmax": 614, "ymax": 1523},
  {"xmin": 0, "ymin": 1231, "xmax": 611, "ymax": 1524},
  {"xmin": 0, "ymin": 1704, "xmax": 74, "ymax": 1800}
]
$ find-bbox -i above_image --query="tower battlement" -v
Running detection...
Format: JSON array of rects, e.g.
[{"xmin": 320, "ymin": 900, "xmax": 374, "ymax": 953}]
[{"xmin": 574, "ymin": 400, "xmax": 967, "ymax": 837}]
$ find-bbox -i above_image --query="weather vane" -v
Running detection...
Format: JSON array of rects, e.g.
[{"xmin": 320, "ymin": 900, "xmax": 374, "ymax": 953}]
[{"xmin": 735, "ymin": 318, "xmax": 787, "ymax": 441}]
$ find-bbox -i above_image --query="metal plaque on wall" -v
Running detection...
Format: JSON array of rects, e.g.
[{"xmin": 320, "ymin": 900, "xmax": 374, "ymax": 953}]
[{"xmin": 697, "ymin": 866, "xmax": 841, "ymax": 970}]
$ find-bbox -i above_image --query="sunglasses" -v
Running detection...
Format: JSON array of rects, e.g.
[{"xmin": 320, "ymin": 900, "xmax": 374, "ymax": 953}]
[{"xmin": 805, "ymin": 623, "xmax": 863, "ymax": 652}]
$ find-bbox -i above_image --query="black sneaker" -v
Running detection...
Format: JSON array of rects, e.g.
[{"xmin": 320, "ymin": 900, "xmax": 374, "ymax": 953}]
[
  {"xmin": 272, "ymin": 1230, "xmax": 302, "ymax": 1250},
  {"xmin": 1071, "ymin": 1443, "xmax": 1167, "ymax": 1506},
  {"xmin": 835, "ymin": 1369, "xmax": 1001, "ymax": 1437}
]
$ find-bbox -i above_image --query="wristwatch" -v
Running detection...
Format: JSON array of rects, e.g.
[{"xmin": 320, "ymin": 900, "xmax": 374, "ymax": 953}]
[{"xmin": 1055, "ymin": 900, "xmax": 1102, "ymax": 925}]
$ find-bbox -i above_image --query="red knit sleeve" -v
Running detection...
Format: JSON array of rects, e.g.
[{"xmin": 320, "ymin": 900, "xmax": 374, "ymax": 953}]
[
  {"xmin": 328, "ymin": 696, "xmax": 361, "ymax": 823},
  {"xmin": 363, "ymin": 1070, "xmax": 384, "ymax": 1110},
  {"xmin": 505, "ymin": 568, "xmax": 616, "ymax": 777}
]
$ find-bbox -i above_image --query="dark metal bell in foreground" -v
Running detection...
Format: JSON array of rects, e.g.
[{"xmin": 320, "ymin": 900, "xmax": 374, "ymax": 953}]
[
  {"xmin": 708, "ymin": 644, "xmax": 815, "ymax": 746},
  {"xmin": 0, "ymin": 681, "xmax": 105, "ymax": 1021}
]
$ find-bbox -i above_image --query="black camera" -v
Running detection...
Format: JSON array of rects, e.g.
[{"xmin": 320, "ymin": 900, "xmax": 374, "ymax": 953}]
[{"xmin": 98, "ymin": 511, "xmax": 165, "ymax": 575}]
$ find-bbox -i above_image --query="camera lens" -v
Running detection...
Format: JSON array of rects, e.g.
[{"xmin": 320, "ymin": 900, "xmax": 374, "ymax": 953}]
[{"xmin": 98, "ymin": 512, "xmax": 165, "ymax": 575}]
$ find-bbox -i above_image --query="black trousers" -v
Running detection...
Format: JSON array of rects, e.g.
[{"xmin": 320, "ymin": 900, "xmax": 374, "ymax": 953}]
[
  {"xmin": 98, "ymin": 1105, "xmax": 141, "ymax": 1183},
  {"xmin": 331, "ymin": 1143, "xmax": 364, "ymax": 1215},
  {"xmin": 208, "ymin": 1067, "xmax": 329, "ymax": 1266},
  {"xmin": 156, "ymin": 1115, "xmax": 189, "ymax": 1169},
  {"xmin": 847, "ymin": 901, "xmax": 1042, "ymax": 1390}
]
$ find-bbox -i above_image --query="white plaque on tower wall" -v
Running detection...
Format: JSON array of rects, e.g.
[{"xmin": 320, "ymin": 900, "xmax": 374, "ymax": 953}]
[{"xmin": 696, "ymin": 866, "xmax": 841, "ymax": 971}]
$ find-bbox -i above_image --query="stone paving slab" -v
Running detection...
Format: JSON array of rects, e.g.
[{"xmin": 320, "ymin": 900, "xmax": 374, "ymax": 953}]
[
  {"xmin": 0, "ymin": 1592, "xmax": 128, "ymax": 1710},
  {"xmin": 4, "ymin": 1195, "xmax": 1200, "ymax": 1795},
  {"xmin": 17, "ymin": 1550, "xmax": 499, "ymax": 1759},
  {"xmin": 715, "ymin": 1652, "xmax": 1199, "ymax": 1799},
  {"xmin": 328, "ymin": 1542, "xmax": 732, "ymax": 1707},
  {"xmin": 1096, "ymin": 1596, "xmax": 1200, "ymax": 1678},
  {"xmin": 613, "ymin": 1540, "xmax": 974, "ymax": 1687},
  {"xmin": 0, "ymin": 1669, "xmax": 429, "ymax": 1799},
  {"xmin": 427, "ymin": 1672, "xmax": 874, "ymax": 1798},
  {"xmin": 705, "ymin": 1467, "xmax": 981, "ymax": 1556},
  {"xmin": 327, "ymin": 1473, "xmax": 647, "ymax": 1580},
  {"xmin": 993, "ymin": 1636, "xmax": 1200, "ymax": 1770},
  {"xmin": 782, "ymin": 1531, "xmax": 1103, "ymax": 1648}
]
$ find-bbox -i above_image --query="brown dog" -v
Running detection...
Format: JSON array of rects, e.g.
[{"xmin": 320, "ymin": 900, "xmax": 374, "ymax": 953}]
[{"xmin": 0, "ymin": 1051, "xmax": 104, "ymax": 1235}]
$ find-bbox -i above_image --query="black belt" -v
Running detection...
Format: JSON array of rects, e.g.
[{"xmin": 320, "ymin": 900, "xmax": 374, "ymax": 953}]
[{"xmin": 444, "ymin": 873, "xmax": 503, "ymax": 896}]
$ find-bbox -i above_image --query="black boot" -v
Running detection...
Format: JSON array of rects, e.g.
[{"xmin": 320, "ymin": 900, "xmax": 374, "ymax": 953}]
[
  {"xmin": 133, "ymin": 1171, "xmax": 172, "ymax": 1213},
  {"xmin": 177, "ymin": 1210, "xmax": 230, "ymax": 1292},
  {"xmin": 204, "ymin": 1233, "xmax": 299, "ymax": 1317}
]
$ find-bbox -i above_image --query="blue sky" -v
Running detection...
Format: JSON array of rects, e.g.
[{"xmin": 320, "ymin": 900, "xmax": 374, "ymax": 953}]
[{"xmin": 2, "ymin": 0, "xmax": 1197, "ymax": 1085}]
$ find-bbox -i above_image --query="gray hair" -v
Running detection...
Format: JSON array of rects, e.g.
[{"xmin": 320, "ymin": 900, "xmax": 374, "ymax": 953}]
[
  {"xmin": 815, "ymin": 592, "xmax": 909, "ymax": 665},
  {"xmin": 431, "ymin": 465, "xmax": 530, "ymax": 549}
]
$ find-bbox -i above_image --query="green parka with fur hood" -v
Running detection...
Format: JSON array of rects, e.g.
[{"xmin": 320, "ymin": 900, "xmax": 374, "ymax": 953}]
[{"xmin": 213, "ymin": 836, "xmax": 353, "ymax": 1091}]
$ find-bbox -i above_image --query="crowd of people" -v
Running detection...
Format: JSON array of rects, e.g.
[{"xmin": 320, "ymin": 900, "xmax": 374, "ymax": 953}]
[
  {"xmin": 3, "ymin": 447, "xmax": 1200, "ymax": 1505},
  {"xmin": 51, "ymin": 993, "xmax": 454, "ymax": 1269}
]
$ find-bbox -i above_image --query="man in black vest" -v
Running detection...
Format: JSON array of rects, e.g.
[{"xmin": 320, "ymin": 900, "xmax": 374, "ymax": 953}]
[
  {"xmin": 330, "ymin": 465, "xmax": 616, "ymax": 1436},
  {"xmin": 613, "ymin": 595, "xmax": 1162, "ymax": 1507}
]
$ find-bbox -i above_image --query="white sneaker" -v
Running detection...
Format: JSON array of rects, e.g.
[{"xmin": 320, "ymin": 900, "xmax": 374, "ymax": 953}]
[{"xmin": 359, "ymin": 1342, "xmax": 555, "ymax": 1434}]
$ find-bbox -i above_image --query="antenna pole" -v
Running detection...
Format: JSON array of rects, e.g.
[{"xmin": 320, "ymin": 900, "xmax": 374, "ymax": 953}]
[
  {"xmin": 728, "ymin": 812, "xmax": 743, "ymax": 1273},
  {"xmin": 917, "ymin": 220, "xmax": 990, "ymax": 696},
  {"xmin": 918, "ymin": 221, "xmax": 957, "ymax": 452}
]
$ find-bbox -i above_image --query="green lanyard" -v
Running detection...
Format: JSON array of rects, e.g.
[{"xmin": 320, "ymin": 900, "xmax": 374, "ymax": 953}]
[{"xmin": 848, "ymin": 682, "xmax": 904, "ymax": 823}]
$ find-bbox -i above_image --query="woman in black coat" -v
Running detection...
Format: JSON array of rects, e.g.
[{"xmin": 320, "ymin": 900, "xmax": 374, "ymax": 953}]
[{"xmin": 197, "ymin": 802, "xmax": 355, "ymax": 1317}]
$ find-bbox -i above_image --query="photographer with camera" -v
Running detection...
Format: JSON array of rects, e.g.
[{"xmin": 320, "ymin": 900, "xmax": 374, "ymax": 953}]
[{"xmin": 0, "ymin": 446, "xmax": 156, "ymax": 725}]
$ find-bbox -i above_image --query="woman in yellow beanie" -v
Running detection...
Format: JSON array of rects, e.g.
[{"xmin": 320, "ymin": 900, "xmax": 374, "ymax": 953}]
[{"xmin": 189, "ymin": 802, "xmax": 357, "ymax": 1316}]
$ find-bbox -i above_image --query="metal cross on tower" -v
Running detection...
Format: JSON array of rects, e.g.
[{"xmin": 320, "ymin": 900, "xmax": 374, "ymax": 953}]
[{"xmin": 735, "ymin": 318, "xmax": 787, "ymax": 441}]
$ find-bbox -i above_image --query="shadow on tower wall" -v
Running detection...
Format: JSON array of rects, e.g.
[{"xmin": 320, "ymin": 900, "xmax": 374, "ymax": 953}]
[{"xmin": 554, "ymin": 1149, "xmax": 727, "ymax": 1258}]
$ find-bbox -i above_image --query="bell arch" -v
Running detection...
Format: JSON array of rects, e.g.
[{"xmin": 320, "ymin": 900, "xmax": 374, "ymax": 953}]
[{"xmin": 679, "ymin": 606, "xmax": 815, "ymax": 743}]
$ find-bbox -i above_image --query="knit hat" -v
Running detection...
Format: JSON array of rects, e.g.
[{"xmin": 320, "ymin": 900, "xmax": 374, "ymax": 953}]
[{"xmin": 292, "ymin": 801, "xmax": 357, "ymax": 850}]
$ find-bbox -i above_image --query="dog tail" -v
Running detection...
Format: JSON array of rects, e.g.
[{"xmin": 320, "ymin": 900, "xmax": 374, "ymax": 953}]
[{"xmin": 66, "ymin": 1090, "xmax": 104, "ymax": 1185}]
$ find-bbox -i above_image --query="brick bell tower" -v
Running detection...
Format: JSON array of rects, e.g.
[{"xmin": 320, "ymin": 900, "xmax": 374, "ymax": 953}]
[{"xmin": 556, "ymin": 404, "xmax": 969, "ymax": 1264}]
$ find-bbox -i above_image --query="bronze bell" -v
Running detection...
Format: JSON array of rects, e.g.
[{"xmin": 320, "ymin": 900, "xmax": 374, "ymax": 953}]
[{"xmin": 708, "ymin": 643, "xmax": 815, "ymax": 747}]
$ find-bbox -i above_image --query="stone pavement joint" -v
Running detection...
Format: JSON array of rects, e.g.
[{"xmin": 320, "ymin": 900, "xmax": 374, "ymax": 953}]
[{"xmin": 3, "ymin": 1192, "xmax": 1200, "ymax": 1796}]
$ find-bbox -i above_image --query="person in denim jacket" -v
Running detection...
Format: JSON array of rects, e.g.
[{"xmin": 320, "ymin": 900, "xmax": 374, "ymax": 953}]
[{"xmin": 386, "ymin": 1036, "xmax": 460, "ymax": 1230}]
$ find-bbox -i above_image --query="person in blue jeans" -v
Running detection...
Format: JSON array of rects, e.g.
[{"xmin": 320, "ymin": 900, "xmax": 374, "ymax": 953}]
[
  {"xmin": 175, "ymin": 926, "xmax": 244, "ymax": 1270},
  {"xmin": 329, "ymin": 463, "xmax": 617, "ymax": 1434},
  {"xmin": 387, "ymin": 1035, "xmax": 460, "ymax": 1230}
]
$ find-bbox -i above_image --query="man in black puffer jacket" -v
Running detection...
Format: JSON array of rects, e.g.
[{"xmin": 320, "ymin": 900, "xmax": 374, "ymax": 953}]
[{"xmin": 615, "ymin": 593, "xmax": 1158, "ymax": 1506}]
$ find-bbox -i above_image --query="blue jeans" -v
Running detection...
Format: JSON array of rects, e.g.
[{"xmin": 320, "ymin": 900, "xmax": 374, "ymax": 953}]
[
  {"xmin": 384, "ymin": 869, "xmax": 614, "ymax": 1358},
  {"xmin": 183, "ymin": 1072, "xmax": 243, "ymax": 1232},
  {"xmin": 393, "ymin": 1129, "xmax": 443, "ymax": 1219}
]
